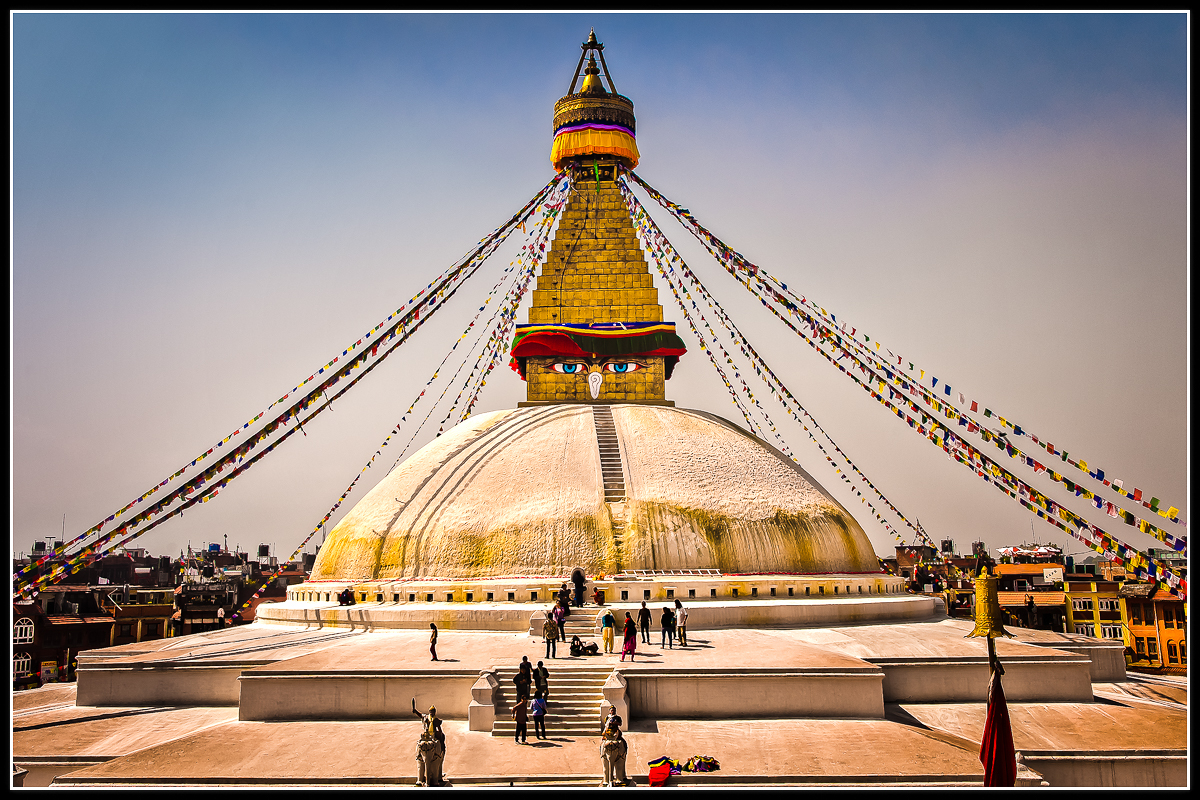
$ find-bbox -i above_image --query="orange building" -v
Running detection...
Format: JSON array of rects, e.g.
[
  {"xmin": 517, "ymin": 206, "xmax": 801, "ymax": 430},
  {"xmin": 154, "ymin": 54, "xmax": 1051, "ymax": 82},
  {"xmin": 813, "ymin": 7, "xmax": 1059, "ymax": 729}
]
[
  {"xmin": 1063, "ymin": 570, "xmax": 1123, "ymax": 642},
  {"xmin": 1120, "ymin": 582, "xmax": 1187, "ymax": 675}
]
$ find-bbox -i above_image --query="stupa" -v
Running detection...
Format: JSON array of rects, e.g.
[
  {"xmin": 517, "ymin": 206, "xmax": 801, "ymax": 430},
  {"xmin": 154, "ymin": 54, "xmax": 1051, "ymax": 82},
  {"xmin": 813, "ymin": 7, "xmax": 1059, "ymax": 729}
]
[
  {"xmin": 294, "ymin": 30, "xmax": 885, "ymax": 605},
  {"xmin": 22, "ymin": 32, "xmax": 1181, "ymax": 790}
]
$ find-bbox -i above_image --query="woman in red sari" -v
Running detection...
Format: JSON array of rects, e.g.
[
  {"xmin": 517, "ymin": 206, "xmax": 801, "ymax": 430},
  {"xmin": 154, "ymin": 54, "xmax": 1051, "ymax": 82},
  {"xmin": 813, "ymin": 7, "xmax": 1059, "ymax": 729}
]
[{"xmin": 620, "ymin": 611, "xmax": 638, "ymax": 662}]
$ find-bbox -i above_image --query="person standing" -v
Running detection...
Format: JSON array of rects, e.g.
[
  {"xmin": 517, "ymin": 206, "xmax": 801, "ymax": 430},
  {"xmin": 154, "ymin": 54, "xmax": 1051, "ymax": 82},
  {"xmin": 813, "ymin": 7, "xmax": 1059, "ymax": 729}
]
[
  {"xmin": 511, "ymin": 693, "xmax": 529, "ymax": 743},
  {"xmin": 514, "ymin": 658, "xmax": 532, "ymax": 702},
  {"xmin": 554, "ymin": 602, "xmax": 567, "ymax": 643},
  {"xmin": 675, "ymin": 599, "xmax": 688, "ymax": 647},
  {"xmin": 573, "ymin": 571, "xmax": 586, "ymax": 607},
  {"xmin": 530, "ymin": 690, "xmax": 548, "ymax": 740},
  {"xmin": 601, "ymin": 608, "xmax": 616, "ymax": 653},
  {"xmin": 637, "ymin": 601, "xmax": 651, "ymax": 644},
  {"xmin": 533, "ymin": 660, "xmax": 550, "ymax": 701},
  {"xmin": 620, "ymin": 612, "xmax": 638, "ymax": 662},
  {"xmin": 429, "ymin": 623, "xmax": 439, "ymax": 661},
  {"xmin": 542, "ymin": 610, "xmax": 559, "ymax": 658},
  {"xmin": 660, "ymin": 606, "xmax": 675, "ymax": 649},
  {"xmin": 217, "ymin": 606, "xmax": 226, "ymax": 628}
]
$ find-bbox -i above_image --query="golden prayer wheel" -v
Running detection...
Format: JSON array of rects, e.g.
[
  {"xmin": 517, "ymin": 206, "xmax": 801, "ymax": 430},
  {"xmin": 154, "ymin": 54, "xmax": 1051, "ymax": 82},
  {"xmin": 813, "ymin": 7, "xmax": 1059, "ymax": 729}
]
[{"xmin": 966, "ymin": 566, "xmax": 1014, "ymax": 640}]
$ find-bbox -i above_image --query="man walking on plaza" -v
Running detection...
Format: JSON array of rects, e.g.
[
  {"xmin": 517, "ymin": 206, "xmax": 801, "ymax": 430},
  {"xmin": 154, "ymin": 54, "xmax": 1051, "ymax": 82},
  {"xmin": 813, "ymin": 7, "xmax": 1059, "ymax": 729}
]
[
  {"xmin": 601, "ymin": 607, "xmax": 616, "ymax": 653},
  {"xmin": 660, "ymin": 606, "xmax": 676, "ymax": 649},
  {"xmin": 637, "ymin": 601, "xmax": 651, "ymax": 644},
  {"xmin": 542, "ymin": 610, "xmax": 559, "ymax": 658}
]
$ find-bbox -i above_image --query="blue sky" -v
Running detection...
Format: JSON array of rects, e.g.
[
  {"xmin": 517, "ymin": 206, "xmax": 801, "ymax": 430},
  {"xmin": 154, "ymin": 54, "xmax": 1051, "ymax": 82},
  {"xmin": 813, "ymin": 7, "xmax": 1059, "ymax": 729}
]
[{"xmin": 12, "ymin": 12, "xmax": 1188, "ymax": 566}]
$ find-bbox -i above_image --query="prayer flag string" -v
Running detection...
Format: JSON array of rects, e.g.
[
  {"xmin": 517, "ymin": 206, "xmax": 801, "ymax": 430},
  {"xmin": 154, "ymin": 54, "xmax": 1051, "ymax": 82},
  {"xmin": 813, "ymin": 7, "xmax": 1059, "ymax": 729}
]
[
  {"xmin": 623, "ymin": 170, "xmax": 1185, "ymax": 598},
  {"xmin": 621, "ymin": 176, "xmax": 929, "ymax": 549},
  {"xmin": 14, "ymin": 173, "xmax": 567, "ymax": 599}
]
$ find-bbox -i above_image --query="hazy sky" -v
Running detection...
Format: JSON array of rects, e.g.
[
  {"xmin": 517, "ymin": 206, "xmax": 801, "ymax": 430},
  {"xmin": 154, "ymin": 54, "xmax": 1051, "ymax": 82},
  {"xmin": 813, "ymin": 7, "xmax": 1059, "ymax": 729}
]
[{"xmin": 12, "ymin": 13, "xmax": 1188, "ymax": 567}]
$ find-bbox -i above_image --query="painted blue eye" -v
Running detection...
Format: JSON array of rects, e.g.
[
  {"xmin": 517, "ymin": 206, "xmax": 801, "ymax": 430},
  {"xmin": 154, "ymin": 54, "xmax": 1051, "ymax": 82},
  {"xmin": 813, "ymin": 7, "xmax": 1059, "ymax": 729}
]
[
  {"xmin": 604, "ymin": 362, "xmax": 643, "ymax": 373},
  {"xmin": 552, "ymin": 362, "xmax": 584, "ymax": 374}
]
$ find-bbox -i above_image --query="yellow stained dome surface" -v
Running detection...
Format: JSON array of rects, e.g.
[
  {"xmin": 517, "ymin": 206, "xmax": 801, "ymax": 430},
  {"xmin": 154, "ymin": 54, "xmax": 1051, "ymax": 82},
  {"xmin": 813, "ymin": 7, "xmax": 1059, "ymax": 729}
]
[{"xmin": 310, "ymin": 404, "xmax": 880, "ymax": 581}]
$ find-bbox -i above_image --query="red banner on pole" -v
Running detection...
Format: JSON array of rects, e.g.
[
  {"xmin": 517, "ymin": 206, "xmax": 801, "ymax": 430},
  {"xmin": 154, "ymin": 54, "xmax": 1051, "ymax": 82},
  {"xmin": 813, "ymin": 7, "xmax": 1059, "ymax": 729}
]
[{"xmin": 979, "ymin": 670, "xmax": 1017, "ymax": 786}]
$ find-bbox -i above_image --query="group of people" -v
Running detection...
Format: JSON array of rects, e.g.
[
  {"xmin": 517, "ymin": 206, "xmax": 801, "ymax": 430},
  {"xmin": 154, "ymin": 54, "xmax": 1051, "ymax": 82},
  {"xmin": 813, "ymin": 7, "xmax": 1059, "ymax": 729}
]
[
  {"xmin": 619, "ymin": 599, "xmax": 689, "ymax": 660},
  {"xmin": 541, "ymin": 598, "xmax": 692, "ymax": 662},
  {"xmin": 510, "ymin": 656, "xmax": 551, "ymax": 743}
]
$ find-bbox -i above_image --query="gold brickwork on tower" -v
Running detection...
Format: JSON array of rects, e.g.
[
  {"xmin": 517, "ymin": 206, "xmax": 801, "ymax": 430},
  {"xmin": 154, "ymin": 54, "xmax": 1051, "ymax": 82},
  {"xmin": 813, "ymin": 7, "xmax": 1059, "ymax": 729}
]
[
  {"xmin": 522, "ymin": 163, "xmax": 672, "ymax": 405},
  {"xmin": 528, "ymin": 179, "xmax": 662, "ymax": 326}
]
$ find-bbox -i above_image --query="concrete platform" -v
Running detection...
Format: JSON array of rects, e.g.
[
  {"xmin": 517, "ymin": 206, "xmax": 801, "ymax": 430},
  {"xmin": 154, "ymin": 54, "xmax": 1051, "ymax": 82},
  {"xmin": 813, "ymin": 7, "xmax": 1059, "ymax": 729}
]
[
  {"xmin": 900, "ymin": 702, "xmax": 1187, "ymax": 787},
  {"xmin": 20, "ymin": 610, "xmax": 1186, "ymax": 787},
  {"xmin": 12, "ymin": 684, "xmax": 238, "ymax": 787},
  {"xmin": 76, "ymin": 625, "xmax": 367, "ymax": 706},
  {"xmin": 47, "ymin": 718, "xmax": 1042, "ymax": 786}
]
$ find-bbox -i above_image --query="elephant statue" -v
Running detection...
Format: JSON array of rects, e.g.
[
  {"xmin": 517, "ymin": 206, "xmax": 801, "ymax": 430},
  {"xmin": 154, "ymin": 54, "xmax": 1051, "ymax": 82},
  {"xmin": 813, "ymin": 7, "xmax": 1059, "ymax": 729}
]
[
  {"xmin": 600, "ymin": 731, "xmax": 630, "ymax": 786},
  {"xmin": 415, "ymin": 731, "xmax": 446, "ymax": 787}
]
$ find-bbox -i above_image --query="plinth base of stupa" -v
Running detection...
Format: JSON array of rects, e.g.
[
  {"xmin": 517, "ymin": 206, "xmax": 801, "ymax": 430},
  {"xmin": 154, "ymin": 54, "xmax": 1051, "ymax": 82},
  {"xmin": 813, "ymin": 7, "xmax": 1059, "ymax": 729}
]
[{"xmin": 267, "ymin": 572, "xmax": 918, "ymax": 631}]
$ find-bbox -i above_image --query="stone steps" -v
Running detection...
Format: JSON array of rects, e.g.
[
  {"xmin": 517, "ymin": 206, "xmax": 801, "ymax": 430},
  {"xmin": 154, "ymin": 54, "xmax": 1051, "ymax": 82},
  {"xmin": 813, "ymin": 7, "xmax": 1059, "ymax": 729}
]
[
  {"xmin": 528, "ymin": 610, "xmax": 602, "ymax": 636},
  {"xmin": 593, "ymin": 406, "xmax": 627, "ymax": 571},
  {"xmin": 491, "ymin": 666, "xmax": 610, "ymax": 738}
]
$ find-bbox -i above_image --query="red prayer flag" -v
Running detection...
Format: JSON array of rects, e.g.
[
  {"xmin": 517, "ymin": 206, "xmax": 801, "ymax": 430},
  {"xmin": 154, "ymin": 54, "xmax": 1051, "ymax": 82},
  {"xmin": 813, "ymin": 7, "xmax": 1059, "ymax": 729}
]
[
  {"xmin": 979, "ymin": 670, "xmax": 1017, "ymax": 786},
  {"xmin": 970, "ymin": 401, "xmax": 978, "ymax": 412}
]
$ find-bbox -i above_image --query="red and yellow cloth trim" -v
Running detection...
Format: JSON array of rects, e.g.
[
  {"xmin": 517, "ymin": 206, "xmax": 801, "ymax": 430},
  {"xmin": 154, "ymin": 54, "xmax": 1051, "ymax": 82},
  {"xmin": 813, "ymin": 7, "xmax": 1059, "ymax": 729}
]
[
  {"xmin": 510, "ymin": 322, "xmax": 685, "ymax": 379},
  {"xmin": 551, "ymin": 125, "xmax": 639, "ymax": 169}
]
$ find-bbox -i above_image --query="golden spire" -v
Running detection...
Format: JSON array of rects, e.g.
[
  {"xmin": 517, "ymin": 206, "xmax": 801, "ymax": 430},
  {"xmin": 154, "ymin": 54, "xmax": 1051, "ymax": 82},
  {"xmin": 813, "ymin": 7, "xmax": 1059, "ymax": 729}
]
[{"xmin": 579, "ymin": 55, "xmax": 607, "ymax": 95}]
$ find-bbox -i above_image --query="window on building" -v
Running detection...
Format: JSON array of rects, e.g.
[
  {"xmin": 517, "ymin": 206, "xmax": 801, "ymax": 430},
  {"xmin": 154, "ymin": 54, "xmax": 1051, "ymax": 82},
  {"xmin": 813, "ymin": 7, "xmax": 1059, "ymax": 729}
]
[
  {"xmin": 1098, "ymin": 599, "xmax": 1118, "ymax": 612},
  {"xmin": 14, "ymin": 618, "xmax": 34, "ymax": 644},
  {"xmin": 1100, "ymin": 625, "xmax": 1122, "ymax": 640},
  {"xmin": 1162, "ymin": 607, "xmax": 1174, "ymax": 628},
  {"xmin": 1167, "ymin": 642, "xmax": 1178, "ymax": 663},
  {"xmin": 1074, "ymin": 623, "xmax": 1096, "ymax": 637},
  {"xmin": 1135, "ymin": 637, "xmax": 1146, "ymax": 655},
  {"xmin": 1130, "ymin": 603, "xmax": 1142, "ymax": 625},
  {"xmin": 1072, "ymin": 599, "xmax": 1094, "ymax": 612},
  {"xmin": 1180, "ymin": 641, "xmax": 1186, "ymax": 664},
  {"xmin": 13, "ymin": 652, "xmax": 32, "ymax": 678},
  {"xmin": 1147, "ymin": 638, "xmax": 1158, "ymax": 660}
]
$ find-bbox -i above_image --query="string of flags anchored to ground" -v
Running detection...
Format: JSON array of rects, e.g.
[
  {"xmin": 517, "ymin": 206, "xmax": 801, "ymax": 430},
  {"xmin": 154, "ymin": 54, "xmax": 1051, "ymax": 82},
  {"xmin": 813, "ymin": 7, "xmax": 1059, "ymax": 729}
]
[
  {"xmin": 623, "ymin": 168, "xmax": 1184, "ymax": 599},
  {"xmin": 13, "ymin": 173, "xmax": 566, "ymax": 600},
  {"xmin": 620, "ymin": 178, "xmax": 935, "ymax": 553},
  {"xmin": 18, "ymin": 164, "xmax": 1184, "ymax": 603}
]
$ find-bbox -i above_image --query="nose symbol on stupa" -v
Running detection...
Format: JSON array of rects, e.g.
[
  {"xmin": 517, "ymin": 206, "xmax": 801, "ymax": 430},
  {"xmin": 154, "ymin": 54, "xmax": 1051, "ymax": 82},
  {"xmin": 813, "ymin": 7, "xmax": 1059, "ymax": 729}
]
[{"xmin": 588, "ymin": 371, "xmax": 603, "ymax": 399}]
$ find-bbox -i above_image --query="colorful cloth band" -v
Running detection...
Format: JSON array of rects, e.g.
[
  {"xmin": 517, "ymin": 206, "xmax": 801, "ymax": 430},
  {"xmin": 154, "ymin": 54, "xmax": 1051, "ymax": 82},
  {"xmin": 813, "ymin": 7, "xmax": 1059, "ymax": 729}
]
[
  {"xmin": 551, "ymin": 127, "xmax": 639, "ymax": 169},
  {"xmin": 553, "ymin": 120, "xmax": 635, "ymax": 137},
  {"xmin": 510, "ymin": 322, "xmax": 686, "ymax": 379}
]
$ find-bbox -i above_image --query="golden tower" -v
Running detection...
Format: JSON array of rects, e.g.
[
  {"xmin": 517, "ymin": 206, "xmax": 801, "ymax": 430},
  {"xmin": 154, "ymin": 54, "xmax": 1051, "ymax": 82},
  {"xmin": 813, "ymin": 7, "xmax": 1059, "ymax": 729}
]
[{"xmin": 512, "ymin": 30, "xmax": 686, "ymax": 406}]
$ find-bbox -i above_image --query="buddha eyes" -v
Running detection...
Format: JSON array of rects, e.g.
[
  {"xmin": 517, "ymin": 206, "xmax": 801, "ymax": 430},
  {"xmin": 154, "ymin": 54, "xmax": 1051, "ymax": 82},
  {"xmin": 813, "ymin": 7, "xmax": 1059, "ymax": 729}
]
[
  {"xmin": 550, "ymin": 361, "xmax": 644, "ymax": 374},
  {"xmin": 551, "ymin": 362, "xmax": 585, "ymax": 374}
]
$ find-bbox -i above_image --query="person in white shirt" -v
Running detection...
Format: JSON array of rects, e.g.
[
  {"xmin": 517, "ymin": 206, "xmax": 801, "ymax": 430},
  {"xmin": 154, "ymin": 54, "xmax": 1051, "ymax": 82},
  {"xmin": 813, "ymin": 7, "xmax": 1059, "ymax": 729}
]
[{"xmin": 674, "ymin": 599, "xmax": 688, "ymax": 647}]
